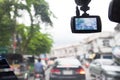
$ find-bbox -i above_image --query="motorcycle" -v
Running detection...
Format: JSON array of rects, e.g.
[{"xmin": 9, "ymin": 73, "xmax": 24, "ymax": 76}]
[{"xmin": 34, "ymin": 72, "xmax": 44, "ymax": 80}]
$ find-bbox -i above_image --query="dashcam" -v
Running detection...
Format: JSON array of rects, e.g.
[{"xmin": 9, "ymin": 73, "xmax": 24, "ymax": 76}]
[
  {"xmin": 71, "ymin": 16, "xmax": 102, "ymax": 33},
  {"xmin": 71, "ymin": 0, "xmax": 102, "ymax": 33}
]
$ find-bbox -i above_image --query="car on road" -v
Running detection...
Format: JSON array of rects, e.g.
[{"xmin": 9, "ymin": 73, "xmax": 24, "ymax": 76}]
[
  {"xmin": 89, "ymin": 59, "xmax": 120, "ymax": 80},
  {"xmin": 49, "ymin": 57, "xmax": 86, "ymax": 80},
  {"xmin": 0, "ymin": 58, "xmax": 18, "ymax": 80},
  {"xmin": 1, "ymin": 53, "xmax": 30, "ymax": 80},
  {"xmin": 100, "ymin": 66, "xmax": 120, "ymax": 80}
]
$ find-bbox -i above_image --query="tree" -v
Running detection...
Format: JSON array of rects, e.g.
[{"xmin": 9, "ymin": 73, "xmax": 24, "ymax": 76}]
[
  {"xmin": 27, "ymin": 32, "xmax": 53, "ymax": 55},
  {"xmin": 0, "ymin": 0, "xmax": 15, "ymax": 47},
  {"xmin": 16, "ymin": 24, "xmax": 53, "ymax": 54},
  {"xmin": 0, "ymin": 0, "xmax": 54, "ymax": 54},
  {"xmin": 13, "ymin": 0, "xmax": 54, "ymax": 54}
]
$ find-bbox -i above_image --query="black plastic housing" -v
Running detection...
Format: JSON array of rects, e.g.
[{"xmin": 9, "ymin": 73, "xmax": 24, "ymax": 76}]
[
  {"xmin": 71, "ymin": 16, "xmax": 102, "ymax": 33},
  {"xmin": 108, "ymin": 0, "xmax": 120, "ymax": 23}
]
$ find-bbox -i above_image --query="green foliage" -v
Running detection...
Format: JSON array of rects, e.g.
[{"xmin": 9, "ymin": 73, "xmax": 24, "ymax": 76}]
[
  {"xmin": 0, "ymin": 0, "xmax": 15, "ymax": 47},
  {"xmin": 0, "ymin": 0, "xmax": 4, "ymax": 3},
  {"xmin": 27, "ymin": 32, "xmax": 53, "ymax": 55},
  {"xmin": 0, "ymin": 0, "xmax": 54, "ymax": 54},
  {"xmin": 16, "ymin": 24, "xmax": 53, "ymax": 55},
  {"xmin": 34, "ymin": 0, "xmax": 52, "ymax": 25}
]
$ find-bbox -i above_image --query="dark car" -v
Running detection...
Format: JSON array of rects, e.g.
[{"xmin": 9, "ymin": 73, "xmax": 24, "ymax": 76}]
[
  {"xmin": 49, "ymin": 58, "xmax": 85, "ymax": 80},
  {"xmin": 0, "ymin": 58, "xmax": 18, "ymax": 80},
  {"xmin": 1, "ymin": 54, "xmax": 30, "ymax": 80},
  {"xmin": 89, "ymin": 59, "xmax": 120, "ymax": 80}
]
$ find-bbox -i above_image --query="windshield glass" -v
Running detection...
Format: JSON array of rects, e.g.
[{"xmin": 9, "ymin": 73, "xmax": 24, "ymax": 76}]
[{"xmin": 0, "ymin": 0, "xmax": 120, "ymax": 80}]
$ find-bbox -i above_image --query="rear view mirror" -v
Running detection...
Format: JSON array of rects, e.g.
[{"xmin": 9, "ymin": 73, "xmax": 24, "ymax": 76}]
[
  {"xmin": 71, "ymin": 16, "xmax": 101, "ymax": 33},
  {"xmin": 108, "ymin": 0, "xmax": 120, "ymax": 23}
]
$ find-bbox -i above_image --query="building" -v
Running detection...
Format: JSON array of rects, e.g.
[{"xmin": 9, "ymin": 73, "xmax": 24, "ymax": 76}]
[
  {"xmin": 84, "ymin": 32, "xmax": 115, "ymax": 59},
  {"xmin": 47, "ymin": 42, "xmax": 86, "ymax": 58}
]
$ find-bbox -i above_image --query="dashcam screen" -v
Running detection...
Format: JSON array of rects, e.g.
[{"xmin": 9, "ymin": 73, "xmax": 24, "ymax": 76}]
[{"xmin": 75, "ymin": 18, "xmax": 97, "ymax": 30}]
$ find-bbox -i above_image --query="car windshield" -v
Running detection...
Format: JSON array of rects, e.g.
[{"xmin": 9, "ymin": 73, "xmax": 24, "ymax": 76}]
[{"xmin": 0, "ymin": 0, "xmax": 120, "ymax": 80}]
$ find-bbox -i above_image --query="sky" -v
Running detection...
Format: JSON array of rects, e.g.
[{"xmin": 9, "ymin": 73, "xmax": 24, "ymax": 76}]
[{"xmin": 45, "ymin": 0, "xmax": 117, "ymax": 47}]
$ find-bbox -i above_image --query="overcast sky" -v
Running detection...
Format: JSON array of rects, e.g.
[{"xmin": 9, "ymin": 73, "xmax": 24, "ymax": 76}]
[{"xmin": 45, "ymin": 0, "xmax": 117, "ymax": 47}]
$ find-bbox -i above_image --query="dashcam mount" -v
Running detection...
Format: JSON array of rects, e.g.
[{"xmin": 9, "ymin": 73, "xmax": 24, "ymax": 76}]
[
  {"xmin": 75, "ymin": 0, "xmax": 91, "ymax": 16},
  {"xmin": 71, "ymin": 0, "xmax": 102, "ymax": 33}
]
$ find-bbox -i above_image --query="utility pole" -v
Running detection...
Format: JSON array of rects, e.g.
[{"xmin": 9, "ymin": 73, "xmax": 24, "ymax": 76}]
[{"xmin": 13, "ymin": 33, "xmax": 17, "ymax": 54}]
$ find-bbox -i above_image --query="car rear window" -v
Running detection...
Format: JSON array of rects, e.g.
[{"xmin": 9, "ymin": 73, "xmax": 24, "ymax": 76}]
[{"xmin": 56, "ymin": 58, "xmax": 81, "ymax": 66}]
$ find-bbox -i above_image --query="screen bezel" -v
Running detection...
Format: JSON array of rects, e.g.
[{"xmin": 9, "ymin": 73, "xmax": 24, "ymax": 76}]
[{"xmin": 71, "ymin": 16, "xmax": 102, "ymax": 33}]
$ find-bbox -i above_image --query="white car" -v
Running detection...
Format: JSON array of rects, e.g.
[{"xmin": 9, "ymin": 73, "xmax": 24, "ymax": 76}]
[{"xmin": 89, "ymin": 59, "xmax": 120, "ymax": 80}]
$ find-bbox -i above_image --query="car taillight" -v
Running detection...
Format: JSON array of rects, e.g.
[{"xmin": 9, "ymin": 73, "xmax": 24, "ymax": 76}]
[
  {"xmin": 76, "ymin": 68, "xmax": 85, "ymax": 74},
  {"xmin": 51, "ymin": 68, "xmax": 60, "ymax": 74}
]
